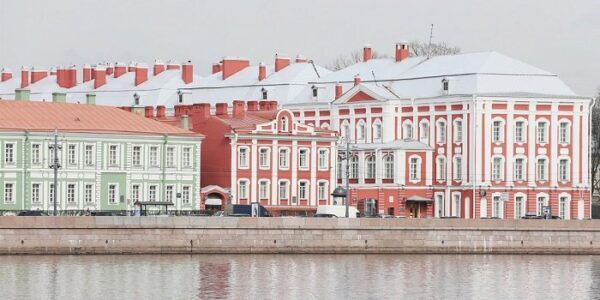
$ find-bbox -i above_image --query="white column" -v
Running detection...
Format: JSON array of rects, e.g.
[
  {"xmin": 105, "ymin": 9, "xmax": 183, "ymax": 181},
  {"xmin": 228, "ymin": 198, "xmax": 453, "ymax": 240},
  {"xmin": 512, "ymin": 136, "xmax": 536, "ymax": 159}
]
[
  {"xmin": 483, "ymin": 101, "xmax": 492, "ymax": 184},
  {"xmin": 397, "ymin": 150, "xmax": 406, "ymax": 185},
  {"xmin": 426, "ymin": 151, "xmax": 433, "ymax": 186},
  {"xmin": 366, "ymin": 109, "xmax": 372, "ymax": 143},
  {"xmin": 582, "ymin": 102, "xmax": 590, "ymax": 186},
  {"xmin": 310, "ymin": 141, "xmax": 317, "ymax": 206},
  {"xmin": 527, "ymin": 101, "xmax": 537, "ymax": 186},
  {"xmin": 506, "ymin": 101, "xmax": 514, "ymax": 187},
  {"xmin": 550, "ymin": 103, "xmax": 559, "ymax": 187},
  {"xmin": 250, "ymin": 139, "xmax": 258, "ymax": 204},
  {"xmin": 382, "ymin": 102, "xmax": 395, "ymax": 142},
  {"xmin": 291, "ymin": 141, "xmax": 298, "ymax": 205},
  {"xmin": 271, "ymin": 140, "xmax": 278, "ymax": 206},
  {"xmin": 230, "ymin": 139, "xmax": 237, "ymax": 203},
  {"xmin": 358, "ymin": 150, "xmax": 365, "ymax": 184},
  {"xmin": 573, "ymin": 105, "xmax": 581, "ymax": 186},
  {"xmin": 329, "ymin": 141, "xmax": 337, "ymax": 205}
]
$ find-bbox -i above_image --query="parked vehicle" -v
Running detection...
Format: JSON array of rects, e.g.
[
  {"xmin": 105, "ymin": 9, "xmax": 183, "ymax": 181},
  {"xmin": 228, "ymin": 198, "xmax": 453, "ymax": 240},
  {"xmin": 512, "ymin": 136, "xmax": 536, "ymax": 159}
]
[
  {"xmin": 316, "ymin": 205, "xmax": 359, "ymax": 218},
  {"xmin": 224, "ymin": 204, "xmax": 272, "ymax": 217},
  {"xmin": 17, "ymin": 211, "xmax": 48, "ymax": 216},
  {"xmin": 90, "ymin": 211, "xmax": 118, "ymax": 216},
  {"xmin": 313, "ymin": 213, "xmax": 338, "ymax": 218},
  {"xmin": 522, "ymin": 212, "xmax": 543, "ymax": 219}
]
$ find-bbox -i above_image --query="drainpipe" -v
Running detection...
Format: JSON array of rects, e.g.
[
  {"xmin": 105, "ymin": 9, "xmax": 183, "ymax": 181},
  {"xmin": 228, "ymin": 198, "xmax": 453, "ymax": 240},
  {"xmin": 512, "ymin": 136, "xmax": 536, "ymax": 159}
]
[
  {"xmin": 23, "ymin": 131, "xmax": 29, "ymax": 210},
  {"xmin": 162, "ymin": 134, "xmax": 168, "ymax": 209}
]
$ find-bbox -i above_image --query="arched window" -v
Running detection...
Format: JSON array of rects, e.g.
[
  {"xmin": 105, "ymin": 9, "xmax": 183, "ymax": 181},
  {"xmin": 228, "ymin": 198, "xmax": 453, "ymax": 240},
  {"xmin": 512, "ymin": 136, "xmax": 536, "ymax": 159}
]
[
  {"xmin": 350, "ymin": 155, "xmax": 359, "ymax": 179},
  {"xmin": 403, "ymin": 121, "xmax": 413, "ymax": 139},
  {"xmin": 372, "ymin": 120, "xmax": 382, "ymax": 142},
  {"xmin": 384, "ymin": 154, "xmax": 394, "ymax": 179},
  {"xmin": 436, "ymin": 120, "xmax": 446, "ymax": 144},
  {"xmin": 356, "ymin": 121, "xmax": 366, "ymax": 142},
  {"xmin": 419, "ymin": 121, "xmax": 429, "ymax": 143},
  {"xmin": 453, "ymin": 119, "xmax": 463, "ymax": 143},
  {"xmin": 281, "ymin": 116, "xmax": 289, "ymax": 132},
  {"xmin": 366, "ymin": 155, "xmax": 376, "ymax": 179},
  {"xmin": 558, "ymin": 194, "xmax": 571, "ymax": 220},
  {"xmin": 341, "ymin": 121, "xmax": 350, "ymax": 139}
]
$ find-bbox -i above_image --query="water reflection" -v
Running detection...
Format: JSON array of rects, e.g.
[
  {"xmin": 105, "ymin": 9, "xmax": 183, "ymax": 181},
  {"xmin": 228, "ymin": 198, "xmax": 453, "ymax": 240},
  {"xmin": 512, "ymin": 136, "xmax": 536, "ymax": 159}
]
[{"xmin": 0, "ymin": 254, "xmax": 597, "ymax": 299}]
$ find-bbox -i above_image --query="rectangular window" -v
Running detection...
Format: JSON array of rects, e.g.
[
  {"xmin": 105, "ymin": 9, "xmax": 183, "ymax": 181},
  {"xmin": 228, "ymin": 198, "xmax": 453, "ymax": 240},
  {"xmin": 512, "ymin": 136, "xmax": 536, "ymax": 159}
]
[
  {"xmin": 132, "ymin": 146, "xmax": 142, "ymax": 166},
  {"xmin": 515, "ymin": 196, "xmax": 524, "ymax": 219},
  {"xmin": 410, "ymin": 157, "xmax": 419, "ymax": 181},
  {"xmin": 109, "ymin": 145, "xmax": 118, "ymax": 166},
  {"xmin": 437, "ymin": 157, "xmax": 446, "ymax": 181},
  {"xmin": 149, "ymin": 185, "xmax": 157, "ymax": 202},
  {"xmin": 259, "ymin": 181, "xmax": 269, "ymax": 199},
  {"xmin": 492, "ymin": 121, "xmax": 502, "ymax": 143},
  {"xmin": 559, "ymin": 122, "xmax": 569, "ymax": 144},
  {"xmin": 4, "ymin": 183, "xmax": 14, "ymax": 203},
  {"xmin": 279, "ymin": 181, "xmax": 288, "ymax": 199},
  {"xmin": 149, "ymin": 146, "xmax": 159, "ymax": 166},
  {"xmin": 492, "ymin": 157, "xmax": 502, "ymax": 181},
  {"xmin": 259, "ymin": 148, "xmax": 269, "ymax": 168},
  {"xmin": 318, "ymin": 182, "xmax": 327, "ymax": 200},
  {"xmin": 318, "ymin": 149, "xmax": 328, "ymax": 170},
  {"xmin": 49, "ymin": 184, "xmax": 55, "ymax": 204},
  {"xmin": 182, "ymin": 147, "xmax": 192, "ymax": 168},
  {"xmin": 454, "ymin": 157, "xmax": 462, "ymax": 181},
  {"xmin": 492, "ymin": 196, "xmax": 502, "ymax": 218},
  {"xmin": 514, "ymin": 158, "xmax": 524, "ymax": 181},
  {"xmin": 85, "ymin": 145, "xmax": 94, "ymax": 165},
  {"xmin": 299, "ymin": 182, "xmax": 308, "ymax": 199},
  {"xmin": 85, "ymin": 184, "xmax": 93, "ymax": 203},
  {"xmin": 537, "ymin": 196, "xmax": 545, "ymax": 216},
  {"xmin": 537, "ymin": 122, "xmax": 547, "ymax": 144},
  {"xmin": 537, "ymin": 159, "xmax": 546, "ymax": 181},
  {"xmin": 67, "ymin": 184, "xmax": 75, "ymax": 203},
  {"xmin": 131, "ymin": 185, "xmax": 140, "ymax": 203},
  {"xmin": 108, "ymin": 184, "xmax": 117, "ymax": 204},
  {"xmin": 437, "ymin": 122, "xmax": 446, "ymax": 144},
  {"xmin": 32, "ymin": 183, "xmax": 40, "ymax": 203},
  {"xmin": 68, "ymin": 144, "xmax": 77, "ymax": 165},
  {"xmin": 166, "ymin": 147, "xmax": 175, "ymax": 167},
  {"xmin": 238, "ymin": 180, "xmax": 248, "ymax": 199},
  {"xmin": 299, "ymin": 149, "xmax": 308, "ymax": 169},
  {"xmin": 279, "ymin": 149, "xmax": 289, "ymax": 169},
  {"xmin": 455, "ymin": 120, "xmax": 462, "ymax": 143},
  {"xmin": 238, "ymin": 148, "xmax": 248, "ymax": 168},
  {"xmin": 515, "ymin": 121, "xmax": 524, "ymax": 143},
  {"xmin": 166, "ymin": 185, "xmax": 174, "ymax": 202},
  {"xmin": 559, "ymin": 159, "xmax": 569, "ymax": 181},
  {"xmin": 384, "ymin": 156, "xmax": 394, "ymax": 179},
  {"xmin": 366, "ymin": 157, "xmax": 376, "ymax": 179},
  {"xmin": 559, "ymin": 197, "xmax": 568, "ymax": 220},
  {"xmin": 31, "ymin": 144, "xmax": 41, "ymax": 164},
  {"xmin": 182, "ymin": 186, "xmax": 190, "ymax": 204},
  {"xmin": 4, "ymin": 143, "xmax": 14, "ymax": 164}
]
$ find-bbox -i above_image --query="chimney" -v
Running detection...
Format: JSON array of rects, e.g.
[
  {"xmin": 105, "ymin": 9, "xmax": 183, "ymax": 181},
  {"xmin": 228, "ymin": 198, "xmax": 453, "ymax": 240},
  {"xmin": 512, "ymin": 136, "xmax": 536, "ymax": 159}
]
[
  {"xmin": 94, "ymin": 65, "xmax": 107, "ymax": 89},
  {"xmin": 144, "ymin": 106, "xmax": 154, "ymax": 118},
  {"xmin": 114, "ymin": 62, "xmax": 126, "ymax": 78},
  {"xmin": 259, "ymin": 100, "xmax": 269, "ymax": 111},
  {"xmin": 182, "ymin": 61, "xmax": 193, "ymax": 84},
  {"xmin": 153, "ymin": 60, "xmax": 165, "ymax": 76},
  {"xmin": 395, "ymin": 42, "xmax": 410, "ymax": 62},
  {"xmin": 15, "ymin": 88, "xmax": 30, "ymax": 101},
  {"xmin": 135, "ymin": 63, "xmax": 148, "ymax": 86},
  {"xmin": 1, "ymin": 68, "xmax": 12, "ymax": 82},
  {"xmin": 86, "ymin": 93, "xmax": 96, "ymax": 105},
  {"xmin": 106, "ymin": 64, "xmax": 114, "ymax": 75},
  {"xmin": 295, "ymin": 55, "xmax": 307, "ymax": 63},
  {"xmin": 156, "ymin": 105, "xmax": 166, "ymax": 118},
  {"xmin": 354, "ymin": 75, "xmax": 361, "ymax": 86},
  {"xmin": 221, "ymin": 58, "xmax": 249, "ymax": 80},
  {"xmin": 211, "ymin": 63, "xmax": 221, "ymax": 74},
  {"xmin": 363, "ymin": 44, "xmax": 372, "ymax": 62},
  {"xmin": 180, "ymin": 115, "xmax": 190, "ymax": 130},
  {"xmin": 166, "ymin": 60, "xmax": 180, "ymax": 70},
  {"xmin": 20, "ymin": 67, "xmax": 29, "ymax": 88},
  {"xmin": 216, "ymin": 103, "xmax": 228, "ymax": 115},
  {"xmin": 268, "ymin": 100, "xmax": 278, "ymax": 111},
  {"xmin": 335, "ymin": 82, "xmax": 343, "ymax": 99},
  {"xmin": 65, "ymin": 66, "xmax": 77, "ymax": 88},
  {"xmin": 258, "ymin": 63, "xmax": 266, "ymax": 81},
  {"xmin": 83, "ymin": 65, "xmax": 92, "ymax": 82},
  {"xmin": 128, "ymin": 62, "xmax": 136, "ymax": 72},
  {"xmin": 275, "ymin": 55, "xmax": 290, "ymax": 72},
  {"xmin": 52, "ymin": 92, "xmax": 67, "ymax": 103},
  {"xmin": 30, "ymin": 68, "xmax": 48, "ymax": 84},
  {"xmin": 190, "ymin": 103, "xmax": 210, "ymax": 120},
  {"xmin": 232, "ymin": 100, "xmax": 245, "ymax": 117},
  {"xmin": 247, "ymin": 100, "xmax": 259, "ymax": 111}
]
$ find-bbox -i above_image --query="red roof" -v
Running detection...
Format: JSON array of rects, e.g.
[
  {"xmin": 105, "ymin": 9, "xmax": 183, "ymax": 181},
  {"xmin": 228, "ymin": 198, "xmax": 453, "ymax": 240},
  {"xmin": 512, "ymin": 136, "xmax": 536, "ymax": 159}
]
[{"xmin": 0, "ymin": 100, "xmax": 201, "ymax": 137}]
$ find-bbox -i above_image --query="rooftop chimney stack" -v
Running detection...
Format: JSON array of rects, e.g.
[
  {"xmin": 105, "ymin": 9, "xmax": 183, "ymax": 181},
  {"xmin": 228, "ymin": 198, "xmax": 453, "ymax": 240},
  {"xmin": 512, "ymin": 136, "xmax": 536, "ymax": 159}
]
[
  {"xmin": 211, "ymin": 63, "xmax": 222, "ymax": 74},
  {"xmin": 232, "ymin": 100, "xmax": 245, "ymax": 117},
  {"xmin": 182, "ymin": 61, "xmax": 193, "ymax": 84},
  {"xmin": 395, "ymin": 42, "xmax": 410, "ymax": 62},
  {"xmin": 216, "ymin": 103, "xmax": 228, "ymax": 115},
  {"xmin": 259, "ymin": 100, "xmax": 269, "ymax": 111},
  {"xmin": 190, "ymin": 103, "xmax": 210, "ymax": 121},
  {"xmin": 354, "ymin": 75, "xmax": 361, "ymax": 86},
  {"xmin": 106, "ymin": 64, "xmax": 114, "ymax": 75},
  {"xmin": 335, "ymin": 82, "xmax": 343, "ymax": 99},
  {"xmin": 247, "ymin": 100, "xmax": 259, "ymax": 111},
  {"xmin": 1, "ymin": 68, "xmax": 12, "ymax": 82},
  {"xmin": 258, "ymin": 63, "xmax": 266, "ymax": 81},
  {"xmin": 144, "ymin": 106, "xmax": 154, "ymax": 118},
  {"xmin": 221, "ymin": 58, "xmax": 250, "ymax": 80},
  {"xmin": 94, "ymin": 65, "xmax": 107, "ymax": 89},
  {"xmin": 65, "ymin": 66, "xmax": 77, "ymax": 88},
  {"xmin": 20, "ymin": 67, "xmax": 29, "ymax": 88},
  {"xmin": 153, "ymin": 60, "xmax": 165, "ymax": 76},
  {"xmin": 156, "ymin": 105, "xmax": 166, "ymax": 118},
  {"xmin": 30, "ymin": 68, "xmax": 48, "ymax": 84},
  {"xmin": 274, "ymin": 54, "xmax": 290, "ymax": 72},
  {"xmin": 83, "ymin": 65, "xmax": 92, "ymax": 83},
  {"xmin": 268, "ymin": 100, "xmax": 278, "ymax": 111},
  {"xmin": 363, "ymin": 44, "xmax": 372, "ymax": 62},
  {"xmin": 166, "ymin": 60, "xmax": 180, "ymax": 70},
  {"xmin": 114, "ymin": 62, "xmax": 126, "ymax": 78},
  {"xmin": 295, "ymin": 55, "xmax": 307, "ymax": 63},
  {"xmin": 135, "ymin": 63, "xmax": 148, "ymax": 86}
]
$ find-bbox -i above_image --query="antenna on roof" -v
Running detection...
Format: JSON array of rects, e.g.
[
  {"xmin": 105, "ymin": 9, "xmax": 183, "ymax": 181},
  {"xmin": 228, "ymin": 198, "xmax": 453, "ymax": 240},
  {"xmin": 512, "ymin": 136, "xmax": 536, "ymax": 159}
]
[
  {"xmin": 309, "ymin": 60, "xmax": 321, "ymax": 78},
  {"xmin": 371, "ymin": 70, "xmax": 380, "ymax": 87},
  {"xmin": 427, "ymin": 24, "xmax": 434, "ymax": 59}
]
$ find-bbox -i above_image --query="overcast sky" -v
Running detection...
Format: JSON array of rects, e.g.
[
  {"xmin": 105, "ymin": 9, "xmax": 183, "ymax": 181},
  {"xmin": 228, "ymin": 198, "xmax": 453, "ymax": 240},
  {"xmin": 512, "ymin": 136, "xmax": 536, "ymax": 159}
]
[{"xmin": 0, "ymin": 0, "xmax": 598, "ymax": 96}]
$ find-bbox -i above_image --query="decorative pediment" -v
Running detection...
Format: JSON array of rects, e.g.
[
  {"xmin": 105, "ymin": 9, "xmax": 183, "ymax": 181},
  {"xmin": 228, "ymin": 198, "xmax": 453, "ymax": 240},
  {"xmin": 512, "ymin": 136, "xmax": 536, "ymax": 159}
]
[{"xmin": 333, "ymin": 83, "xmax": 398, "ymax": 104}]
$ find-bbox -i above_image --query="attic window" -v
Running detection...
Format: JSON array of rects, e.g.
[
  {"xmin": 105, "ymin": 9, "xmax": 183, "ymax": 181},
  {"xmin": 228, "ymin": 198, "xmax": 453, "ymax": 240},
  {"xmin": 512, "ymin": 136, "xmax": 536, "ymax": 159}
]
[
  {"xmin": 178, "ymin": 90, "xmax": 183, "ymax": 103},
  {"xmin": 442, "ymin": 78, "xmax": 449, "ymax": 94},
  {"xmin": 261, "ymin": 88, "xmax": 268, "ymax": 100},
  {"xmin": 311, "ymin": 85, "xmax": 318, "ymax": 98},
  {"xmin": 133, "ymin": 93, "xmax": 140, "ymax": 105}
]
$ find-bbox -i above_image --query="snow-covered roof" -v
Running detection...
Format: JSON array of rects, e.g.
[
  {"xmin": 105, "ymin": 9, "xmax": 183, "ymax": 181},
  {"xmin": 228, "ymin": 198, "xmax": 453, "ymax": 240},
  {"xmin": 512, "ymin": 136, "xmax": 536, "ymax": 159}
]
[{"xmin": 352, "ymin": 139, "xmax": 433, "ymax": 151}]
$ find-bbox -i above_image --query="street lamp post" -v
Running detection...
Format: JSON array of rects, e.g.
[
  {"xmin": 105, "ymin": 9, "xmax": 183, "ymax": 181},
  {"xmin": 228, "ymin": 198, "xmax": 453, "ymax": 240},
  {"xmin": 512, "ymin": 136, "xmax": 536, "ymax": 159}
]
[{"xmin": 48, "ymin": 129, "xmax": 61, "ymax": 216}]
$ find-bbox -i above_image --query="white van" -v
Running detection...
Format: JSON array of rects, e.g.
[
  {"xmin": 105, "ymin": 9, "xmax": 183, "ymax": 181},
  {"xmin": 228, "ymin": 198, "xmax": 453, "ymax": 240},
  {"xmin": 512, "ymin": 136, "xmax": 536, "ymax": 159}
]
[{"xmin": 315, "ymin": 205, "xmax": 359, "ymax": 218}]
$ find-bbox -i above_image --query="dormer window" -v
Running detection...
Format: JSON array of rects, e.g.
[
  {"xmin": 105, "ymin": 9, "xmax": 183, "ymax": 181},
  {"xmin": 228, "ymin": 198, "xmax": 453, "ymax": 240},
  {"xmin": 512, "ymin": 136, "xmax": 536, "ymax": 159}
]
[
  {"xmin": 281, "ymin": 116, "xmax": 288, "ymax": 132},
  {"xmin": 442, "ymin": 78, "xmax": 449, "ymax": 94},
  {"xmin": 261, "ymin": 88, "xmax": 268, "ymax": 100},
  {"xmin": 311, "ymin": 85, "xmax": 318, "ymax": 98},
  {"xmin": 133, "ymin": 93, "xmax": 140, "ymax": 105},
  {"xmin": 177, "ymin": 90, "xmax": 183, "ymax": 103}
]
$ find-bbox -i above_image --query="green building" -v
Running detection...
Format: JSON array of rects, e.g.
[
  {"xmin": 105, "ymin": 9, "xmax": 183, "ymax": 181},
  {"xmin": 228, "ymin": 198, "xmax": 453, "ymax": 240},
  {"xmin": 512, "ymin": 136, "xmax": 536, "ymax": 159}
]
[{"xmin": 0, "ymin": 99, "xmax": 203, "ymax": 212}]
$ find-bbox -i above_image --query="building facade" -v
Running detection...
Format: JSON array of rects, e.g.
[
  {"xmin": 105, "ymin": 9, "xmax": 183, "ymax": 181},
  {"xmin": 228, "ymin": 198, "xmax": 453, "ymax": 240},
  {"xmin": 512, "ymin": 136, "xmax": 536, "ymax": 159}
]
[
  {"xmin": 0, "ymin": 99, "xmax": 202, "ymax": 212},
  {"xmin": 152, "ymin": 100, "xmax": 338, "ymax": 216}
]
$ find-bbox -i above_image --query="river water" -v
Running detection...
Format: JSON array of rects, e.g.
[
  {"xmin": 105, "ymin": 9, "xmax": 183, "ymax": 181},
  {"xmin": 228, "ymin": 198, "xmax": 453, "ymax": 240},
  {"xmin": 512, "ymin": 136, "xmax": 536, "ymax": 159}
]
[{"xmin": 1, "ymin": 254, "xmax": 599, "ymax": 299}]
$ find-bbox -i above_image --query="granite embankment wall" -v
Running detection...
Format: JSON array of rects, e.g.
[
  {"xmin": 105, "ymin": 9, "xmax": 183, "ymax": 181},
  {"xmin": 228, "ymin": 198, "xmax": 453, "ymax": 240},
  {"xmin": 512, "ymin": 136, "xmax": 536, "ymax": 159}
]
[{"xmin": 1, "ymin": 217, "xmax": 600, "ymax": 255}]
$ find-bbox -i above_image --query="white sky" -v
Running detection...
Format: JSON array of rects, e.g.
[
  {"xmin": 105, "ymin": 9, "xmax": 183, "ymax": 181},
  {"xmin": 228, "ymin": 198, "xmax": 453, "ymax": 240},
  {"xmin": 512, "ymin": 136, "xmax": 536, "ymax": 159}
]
[{"xmin": 0, "ymin": 0, "xmax": 598, "ymax": 96}]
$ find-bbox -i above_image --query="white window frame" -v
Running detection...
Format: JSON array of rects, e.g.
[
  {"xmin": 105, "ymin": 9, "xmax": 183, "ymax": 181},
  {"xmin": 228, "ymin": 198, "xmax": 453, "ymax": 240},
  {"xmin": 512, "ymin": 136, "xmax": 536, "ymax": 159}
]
[
  {"xmin": 514, "ymin": 119, "xmax": 527, "ymax": 144},
  {"xmin": 366, "ymin": 155, "xmax": 376, "ymax": 179},
  {"xmin": 131, "ymin": 184, "xmax": 140, "ymax": 204},
  {"xmin": 108, "ymin": 183, "xmax": 119, "ymax": 205},
  {"xmin": 182, "ymin": 186, "xmax": 191, "ymax": 204},
  {"xmin": 558, "ymin": 193, "xmax": 571, "ymax": 220},
  {"xmin": 419, "ymin": 120, "xmax": 429, "ymax": 144},
  {"xmin": 409, "ymin": 155, "xmax": 421, "ymax": 182},
  {"xmin": 318, "ymin": 149, "xmax": 329, "ymax": 171},
  {"xmin": 166, "ymin": 147, "xmax": 176, "ymax": 168},
  {"xmin": 558, "ymin": 157, "xmax": 570, "ymax": 182},
  {"xmin": 536, "ymin": 120, "xmax": 548, "ymax": 144},
  {"xmin": 436, "ymin": 156, "xmax": 446, "ymax": 181},
  {"xmin": 182, "ymin": 147, "xmax": 192, "ymax": 168},
  {"xmin": 492, "ymin": 194, "xmax": 504, "ymax": 219},
  {"xmin": 84, "ymin": 184, "xmax": 94, "ymax": 204},
  {"xmin": 384, "ymin": 154, "xmax": 394, "ymax": 179},
  {"xmin": 31, "ymin": 143, "xmax": 41, "ymax": 165},
  {"xmin": 108, "ymin": 144, "xmax": 119, "ymax": 166},
  {"xmin": 514, "ymin": 193, "xmax": 526, "ymax": 219},
  {"xmin": 298, "ymin": 181, "xmax": 308, "ymax": 200},
  {"xmin": 558, "ymin": 119, "xmax": 571, "ymax": 145},
  {"xmin": 148, "ymin": 185, "xmax": 158, "ymax": 202},
  {"xmin": 149, "ymin": 146, "xmax": 159, "ymax": 167},
  {"xmin": 166, "ymin": 185, "xmax": 174, "ymax": 203},
  {"xmin": 67, "ymin": 144, "xmax": 77, "ymax": 165},
  {"xmin": 4, "ymin": 142, "xmax": 15, "ymax": 164},
  {"xmin": 491, "ymin": 156, "xmax": 504, "ymax": 181},
  {"xmin": 536, "ymin": 157, "xmax": 548, "ymax": 181},
  {"xmin": 84, "ymin": 144, "xmax": 94, "ymax": 166},
  {"xmin": 454, "ymin": 118, "xmax": 463, "ymax": 144},
  {"xmin": 238, "ymin": 147, "xmax": 249, "ymax": 169},
  {"xmin": 31, "ymin": 183, "xmax": 41, "ymax": 204},
  {"xmin": 298, "ymin": 148, "xmax": 309, "ymax": 170},
  {"xmin": 436, "ymin": 120, "xmax": 446, "ymax": 144},
  {"xmin": 3, "ymin": 182, "xmax": 15, "ymax": 204},
  {"xmin": 350, "ymin": 155, "xmax": 359, "ymax": 179},
  {"xmin": 238, "ymin": 179, "xmax": 249, "ymax": 199},
  {"xmin": 259, "ymin": 180, "xmax": 269, "ymax": 200},
  {"xmin": 372, "ymin": 120, "xmax": 382, "ymax": 142},
  {"xmin": 491, "ymin": 118, "xmax": 505, "ymax": 143},
  {"xmin": 259, "ymin": 147, "xmax": 270, "ymax": 169},
  {"xmin": 132, "ymin": 145, "xmax": 142, "ymax": 167},
  {"xmin": 356, "ymin": 120, "xmax": 366, "ymax": 143},
  {"xmin": 281, "ymin": 116, "xmax": 289, "ymax": 132},
  {"xmin": 318, "ymin": 181, "xmax": 328, "ymax": 201},
  {"xmin": 67, "ymin": 183, "xmax": 76, "ymax": 204},
  {"xmin": 278, "ymin": 148, "xmax": 289, "ymax": 169},
  {"xmin": 536, "ymin": 193, "xmax": 549, "ymax": 216},
  {"xmin": 453, "ymin": 155, "xmax": 462, "ymax": 181},
  {"xmin": 278, "ymin": 180, "xmax": 289, "ymax": 200},
  {"xmin": 402, "ymin": 120, "xmax": 413, "ymax": 140},
  {"xmin": 514, "ymin": 156, "xmax": 526, "ymax": 182}
]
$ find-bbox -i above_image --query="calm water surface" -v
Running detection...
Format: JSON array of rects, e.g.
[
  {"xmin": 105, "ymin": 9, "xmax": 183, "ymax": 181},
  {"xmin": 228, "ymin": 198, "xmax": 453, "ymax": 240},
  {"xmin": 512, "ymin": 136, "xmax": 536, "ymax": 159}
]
[{"xmin": 1, "ymin": 254, "xmax": 599, "ymax": 299}]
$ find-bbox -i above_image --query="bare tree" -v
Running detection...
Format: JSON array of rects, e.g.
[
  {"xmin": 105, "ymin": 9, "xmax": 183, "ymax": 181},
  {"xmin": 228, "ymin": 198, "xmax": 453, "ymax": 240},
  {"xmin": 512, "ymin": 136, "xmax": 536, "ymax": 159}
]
[
  {"xmin": 591, "ymin": 89, "xmax": 600, "ymax": 197},
  {"xmin": 327, "ymin": 50, "xmax": 389, "ymax": 71},
  {"xmin": 409, "ymin": 40, "xmax": 461, "ymax": 57}
]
